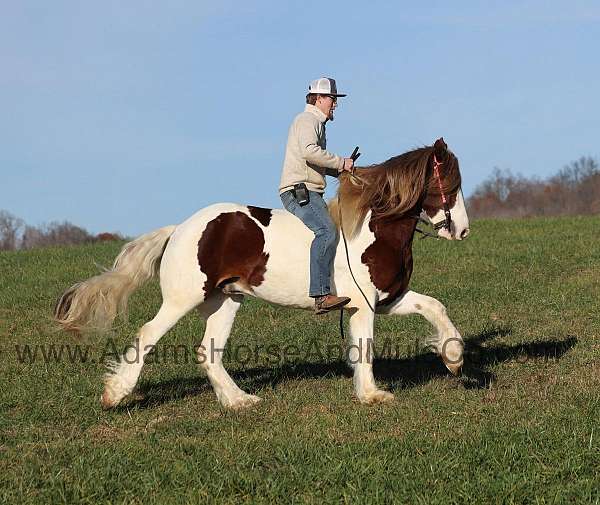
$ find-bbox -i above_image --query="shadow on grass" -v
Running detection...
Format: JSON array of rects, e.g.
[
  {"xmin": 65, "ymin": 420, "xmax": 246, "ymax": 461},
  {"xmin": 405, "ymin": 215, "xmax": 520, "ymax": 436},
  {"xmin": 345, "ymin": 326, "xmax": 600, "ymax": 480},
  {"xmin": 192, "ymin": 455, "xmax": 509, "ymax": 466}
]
[
  {"xmin": 385, "ymin": 328, "xmax": 577, "ymax": 391},
  {"xmin": 127, "ymin": 326, "xmax": 577, "ymax": 409}
]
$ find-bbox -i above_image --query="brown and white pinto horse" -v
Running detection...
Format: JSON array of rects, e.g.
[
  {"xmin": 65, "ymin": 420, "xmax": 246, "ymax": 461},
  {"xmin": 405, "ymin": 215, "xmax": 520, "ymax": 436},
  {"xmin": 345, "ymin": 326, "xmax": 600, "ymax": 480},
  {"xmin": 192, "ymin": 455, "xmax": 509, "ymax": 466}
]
[{"xmin": 55, "ymin": 138, "xmax": 469, "ymax": 409}]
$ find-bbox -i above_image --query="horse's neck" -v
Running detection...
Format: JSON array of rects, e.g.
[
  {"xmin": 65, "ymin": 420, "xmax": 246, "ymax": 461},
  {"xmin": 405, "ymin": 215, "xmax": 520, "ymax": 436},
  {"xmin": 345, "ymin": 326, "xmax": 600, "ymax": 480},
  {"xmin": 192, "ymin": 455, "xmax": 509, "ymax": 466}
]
[
  {"xmin": 348, "ymin": 211, "xmax": 418, "ymax": 306},
  {"xmin": 352, "ymin": 211, "xmax": 419, "ymax": 250}
]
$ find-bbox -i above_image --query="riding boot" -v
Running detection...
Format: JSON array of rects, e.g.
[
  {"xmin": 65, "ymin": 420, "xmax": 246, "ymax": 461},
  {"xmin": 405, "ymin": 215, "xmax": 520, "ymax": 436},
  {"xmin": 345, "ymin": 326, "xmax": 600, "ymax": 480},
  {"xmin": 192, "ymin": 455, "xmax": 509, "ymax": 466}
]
[{"xmin": 314, "ymin": 294, "xmax": 351, "ymax": 315}]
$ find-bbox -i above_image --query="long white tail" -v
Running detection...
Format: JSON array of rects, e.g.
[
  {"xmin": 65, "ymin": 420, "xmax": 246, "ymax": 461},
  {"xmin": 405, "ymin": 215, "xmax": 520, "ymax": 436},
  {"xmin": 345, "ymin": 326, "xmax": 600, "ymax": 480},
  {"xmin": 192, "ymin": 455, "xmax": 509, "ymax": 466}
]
[{"xmin": 54, "ymin": 225, "xmax": 176, "ymax": 335}]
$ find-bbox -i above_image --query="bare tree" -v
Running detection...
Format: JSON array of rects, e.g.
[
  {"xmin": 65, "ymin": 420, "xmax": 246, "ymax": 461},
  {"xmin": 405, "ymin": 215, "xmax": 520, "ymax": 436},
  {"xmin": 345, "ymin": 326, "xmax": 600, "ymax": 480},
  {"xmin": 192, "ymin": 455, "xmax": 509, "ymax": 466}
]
[
  {"xmin": 20, "ymin": 221, "xmax": 94, "ymax": 249},
  {"xmin": 20, "ymin": 225, "xmax": 45, "ymax": 250},
  {"xmin": 1, "ymin": 210, "xmax": 120, "ymax": 250},
  {"xmin": 0, "ymin": 210, "xmax": 24, "ymax": 250}
]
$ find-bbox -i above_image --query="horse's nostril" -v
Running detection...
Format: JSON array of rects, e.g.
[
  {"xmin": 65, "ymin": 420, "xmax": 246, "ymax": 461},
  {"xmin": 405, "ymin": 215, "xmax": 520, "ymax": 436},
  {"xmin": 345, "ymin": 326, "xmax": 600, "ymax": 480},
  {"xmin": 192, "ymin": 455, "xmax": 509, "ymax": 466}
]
[{"xmin": 460, "ymin": 228, "xmax": 470, "ymax": 239}]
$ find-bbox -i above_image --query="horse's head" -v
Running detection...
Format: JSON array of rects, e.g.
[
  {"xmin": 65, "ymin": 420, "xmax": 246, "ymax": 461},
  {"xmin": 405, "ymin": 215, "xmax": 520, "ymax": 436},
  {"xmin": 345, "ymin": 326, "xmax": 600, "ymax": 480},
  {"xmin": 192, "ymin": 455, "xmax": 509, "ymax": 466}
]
[
  {"xmin": 420, "ymin": 138, "xmax": 470, "ymax": 241},
  {"xmin": 332, "ymin": 138, "xmax": 470, "ymax": 240}
]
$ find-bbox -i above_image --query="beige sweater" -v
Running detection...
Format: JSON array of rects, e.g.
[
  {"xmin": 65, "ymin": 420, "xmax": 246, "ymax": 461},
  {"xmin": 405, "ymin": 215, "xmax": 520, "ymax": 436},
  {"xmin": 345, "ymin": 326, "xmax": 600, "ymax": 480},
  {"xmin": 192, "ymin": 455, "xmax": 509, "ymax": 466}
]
[{"xmin": 279, "ymin": 104, "xmax": 344, "ymax": 194}]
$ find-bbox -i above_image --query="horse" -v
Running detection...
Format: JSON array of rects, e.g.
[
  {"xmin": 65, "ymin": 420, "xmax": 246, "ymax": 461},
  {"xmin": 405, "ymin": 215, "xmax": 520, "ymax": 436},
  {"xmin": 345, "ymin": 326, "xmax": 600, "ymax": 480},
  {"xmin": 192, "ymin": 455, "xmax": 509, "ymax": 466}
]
[{"xmin": 54, "ymin": 137, "xmax": 470, "ymax": 409}]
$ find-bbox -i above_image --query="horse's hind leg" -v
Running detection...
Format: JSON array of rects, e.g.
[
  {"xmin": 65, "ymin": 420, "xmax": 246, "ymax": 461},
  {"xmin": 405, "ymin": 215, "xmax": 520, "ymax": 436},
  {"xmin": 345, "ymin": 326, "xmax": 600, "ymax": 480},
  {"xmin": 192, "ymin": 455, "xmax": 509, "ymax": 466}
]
[
  {"xmin": 102, "ymin": 299, "xmax": 196, "ymax": 409},
  {"xmin": 197, "ymin": 293, "xmax": 260, "ymax": 409},
  {"xmin": 381, "ymin": 290, "xmax": 464, "ymax": 375}
]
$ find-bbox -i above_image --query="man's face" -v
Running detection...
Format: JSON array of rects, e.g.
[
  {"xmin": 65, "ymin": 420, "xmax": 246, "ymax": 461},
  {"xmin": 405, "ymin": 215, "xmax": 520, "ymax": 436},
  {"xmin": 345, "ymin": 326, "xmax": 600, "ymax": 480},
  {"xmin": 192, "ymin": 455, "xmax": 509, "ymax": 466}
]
[{"xmin": 315, "ymin": 94, "xmax": 337, "ymax": 121}]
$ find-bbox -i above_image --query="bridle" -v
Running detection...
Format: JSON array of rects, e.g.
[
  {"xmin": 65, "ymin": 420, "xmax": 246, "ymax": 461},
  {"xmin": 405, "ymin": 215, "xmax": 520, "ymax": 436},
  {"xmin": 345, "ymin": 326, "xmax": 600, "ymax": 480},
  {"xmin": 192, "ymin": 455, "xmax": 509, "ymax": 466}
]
[
  {"xmin": 413, "ymin": 153, "xmax": 454, "ymax": 239},
  {"xmin": 429, "ymin": 153, "xmax": 453, "ymax": 233}
]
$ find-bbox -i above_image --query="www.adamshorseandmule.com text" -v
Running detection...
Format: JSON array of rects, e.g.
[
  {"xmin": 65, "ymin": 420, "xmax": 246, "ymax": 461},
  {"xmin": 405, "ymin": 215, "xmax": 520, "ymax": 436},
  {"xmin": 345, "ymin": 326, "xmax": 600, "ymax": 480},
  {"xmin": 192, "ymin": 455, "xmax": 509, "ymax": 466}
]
[{"xmin": 10, "ymin": 336, "xmax": 561, "ymax": 367}]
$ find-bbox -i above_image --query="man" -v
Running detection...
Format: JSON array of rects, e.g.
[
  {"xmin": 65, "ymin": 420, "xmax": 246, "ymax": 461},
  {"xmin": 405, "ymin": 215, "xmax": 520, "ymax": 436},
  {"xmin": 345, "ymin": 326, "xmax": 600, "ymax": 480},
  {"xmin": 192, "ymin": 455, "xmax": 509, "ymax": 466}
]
[{"xmin": 279, "ymin": 77, "xmax": 354, "ymax": 314}]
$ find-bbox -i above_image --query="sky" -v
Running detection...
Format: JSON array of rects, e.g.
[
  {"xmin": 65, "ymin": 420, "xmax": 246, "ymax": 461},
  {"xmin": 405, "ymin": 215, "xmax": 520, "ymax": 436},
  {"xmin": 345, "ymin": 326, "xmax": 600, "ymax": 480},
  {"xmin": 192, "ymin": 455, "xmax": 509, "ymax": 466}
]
[{"xmin": 1, "ymin": 1, "xmax": 598, "ymax": 236}]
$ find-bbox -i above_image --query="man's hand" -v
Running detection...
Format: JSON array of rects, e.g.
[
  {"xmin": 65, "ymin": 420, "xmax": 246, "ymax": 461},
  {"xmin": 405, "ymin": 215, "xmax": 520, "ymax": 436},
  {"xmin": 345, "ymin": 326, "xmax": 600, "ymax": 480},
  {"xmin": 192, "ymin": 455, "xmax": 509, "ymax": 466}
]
[{"xmin": 340, "ymin": 158, "xmax": 354, "ymax": 173}]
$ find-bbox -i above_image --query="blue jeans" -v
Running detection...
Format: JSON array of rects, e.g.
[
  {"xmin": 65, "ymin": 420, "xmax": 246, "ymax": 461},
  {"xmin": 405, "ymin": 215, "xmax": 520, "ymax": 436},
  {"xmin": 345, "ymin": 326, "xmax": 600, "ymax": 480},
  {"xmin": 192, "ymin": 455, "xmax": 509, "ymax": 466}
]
[{"xmin": 280, "ymin": 190, "xmax": 337, "ymax": 297}]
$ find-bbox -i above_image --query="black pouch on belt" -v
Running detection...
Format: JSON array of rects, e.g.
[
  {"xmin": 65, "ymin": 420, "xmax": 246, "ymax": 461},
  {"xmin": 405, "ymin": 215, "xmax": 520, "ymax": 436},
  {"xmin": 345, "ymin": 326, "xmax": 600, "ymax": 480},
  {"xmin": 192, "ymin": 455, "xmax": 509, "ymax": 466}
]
[{"xmin": 293, "ymin": 183, "xmax": 310, "ymax": 206}]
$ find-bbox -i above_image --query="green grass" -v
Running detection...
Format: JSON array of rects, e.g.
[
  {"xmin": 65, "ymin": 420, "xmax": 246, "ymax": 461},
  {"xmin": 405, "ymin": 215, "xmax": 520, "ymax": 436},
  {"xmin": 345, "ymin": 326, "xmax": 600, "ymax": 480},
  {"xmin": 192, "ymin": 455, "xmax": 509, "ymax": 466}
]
[{"xmin": 1, "ymin": 216, "xmax": 599, "ymax": 504}]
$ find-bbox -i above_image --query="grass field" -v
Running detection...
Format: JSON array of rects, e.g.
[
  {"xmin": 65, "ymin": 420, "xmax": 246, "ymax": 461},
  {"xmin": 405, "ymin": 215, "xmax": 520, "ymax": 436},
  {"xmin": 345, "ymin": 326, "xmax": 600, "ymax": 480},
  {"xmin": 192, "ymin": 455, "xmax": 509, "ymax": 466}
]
[{"xmin": 1, "ymin": 216, "xmax": 599, "ymax": 504}]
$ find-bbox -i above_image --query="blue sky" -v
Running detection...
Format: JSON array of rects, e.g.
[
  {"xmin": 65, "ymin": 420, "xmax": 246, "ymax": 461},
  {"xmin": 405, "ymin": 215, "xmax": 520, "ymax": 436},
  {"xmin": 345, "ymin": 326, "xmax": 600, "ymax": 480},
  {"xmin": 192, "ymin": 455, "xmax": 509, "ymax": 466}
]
[{"xmin": 1, "ymin": 1, "xmax": 598, "ymax": 235}]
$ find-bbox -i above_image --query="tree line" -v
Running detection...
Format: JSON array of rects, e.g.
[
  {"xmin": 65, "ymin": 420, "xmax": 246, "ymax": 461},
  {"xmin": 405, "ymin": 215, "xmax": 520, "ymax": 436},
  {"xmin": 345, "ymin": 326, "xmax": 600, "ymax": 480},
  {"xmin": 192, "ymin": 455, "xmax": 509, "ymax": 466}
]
[
  {"xmin": 0, "ymin": 211, "xmax": 122, "ymax": 251},
  {"xmin": 467, "ymin": 156, "xmax": 600, "ymax": 218}
]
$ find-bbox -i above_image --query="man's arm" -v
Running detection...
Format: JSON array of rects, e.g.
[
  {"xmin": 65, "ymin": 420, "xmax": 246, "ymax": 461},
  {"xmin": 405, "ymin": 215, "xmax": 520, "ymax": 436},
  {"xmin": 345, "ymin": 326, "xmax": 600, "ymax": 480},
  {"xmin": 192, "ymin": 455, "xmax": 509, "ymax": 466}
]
[
  {"xmin": 325, "ymin": 158, "xmax": 354, "ymax": 177},
  {"xmin": 296, "ymin": 117, "xmax": 344, "ymax": 171}
]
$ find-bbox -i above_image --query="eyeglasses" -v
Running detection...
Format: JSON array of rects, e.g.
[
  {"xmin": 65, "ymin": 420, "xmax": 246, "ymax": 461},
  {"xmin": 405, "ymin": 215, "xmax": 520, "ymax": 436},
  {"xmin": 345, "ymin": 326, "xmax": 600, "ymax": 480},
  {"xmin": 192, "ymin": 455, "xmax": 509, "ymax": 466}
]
[{"xmin": 321, "ymin": 95, "xmax": 337, "ymax": 103}]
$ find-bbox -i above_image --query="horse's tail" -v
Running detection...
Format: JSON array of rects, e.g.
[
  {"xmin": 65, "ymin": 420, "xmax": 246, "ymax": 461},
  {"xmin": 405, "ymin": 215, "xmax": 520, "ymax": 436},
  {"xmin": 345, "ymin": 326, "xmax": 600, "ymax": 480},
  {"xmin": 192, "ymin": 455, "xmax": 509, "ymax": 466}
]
[{"xmin": 54, "ymin": 225, "xmax": 176, "ymax": 335}]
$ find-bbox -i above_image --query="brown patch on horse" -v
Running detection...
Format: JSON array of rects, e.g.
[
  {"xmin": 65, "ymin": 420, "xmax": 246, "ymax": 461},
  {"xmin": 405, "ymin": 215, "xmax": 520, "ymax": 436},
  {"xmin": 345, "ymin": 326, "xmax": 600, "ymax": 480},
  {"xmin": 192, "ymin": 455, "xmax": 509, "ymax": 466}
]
[
  {"xmin": 197, "ymin": 212, "xmax": 269, "ymax": 296},
  {"xmin": 331, "ymin": 142, "xmax": 461, "ymax": 236},
  {"xmin": 361, "ymin": 217, "xmax": 417, "ymax": 307},
  {"xmin": 247, "ymin": 206, "xmax": 272, "ymax": 227}
]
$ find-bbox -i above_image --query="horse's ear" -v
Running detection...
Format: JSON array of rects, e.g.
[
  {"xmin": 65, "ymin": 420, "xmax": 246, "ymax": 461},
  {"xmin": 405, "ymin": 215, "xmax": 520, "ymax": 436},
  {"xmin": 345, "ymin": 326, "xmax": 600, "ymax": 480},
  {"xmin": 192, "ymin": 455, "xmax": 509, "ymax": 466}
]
[{"xmin": 433, "ymin": 137, "xmax": 448, "ymax": 157}]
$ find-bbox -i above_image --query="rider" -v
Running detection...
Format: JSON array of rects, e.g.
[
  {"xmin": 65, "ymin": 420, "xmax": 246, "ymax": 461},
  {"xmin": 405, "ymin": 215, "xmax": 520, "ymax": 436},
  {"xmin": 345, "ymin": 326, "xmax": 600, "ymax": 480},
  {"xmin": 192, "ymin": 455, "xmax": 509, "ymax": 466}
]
[{"xmin": 279, "ymin": 77, "xmax": 354, "ymax": 314}]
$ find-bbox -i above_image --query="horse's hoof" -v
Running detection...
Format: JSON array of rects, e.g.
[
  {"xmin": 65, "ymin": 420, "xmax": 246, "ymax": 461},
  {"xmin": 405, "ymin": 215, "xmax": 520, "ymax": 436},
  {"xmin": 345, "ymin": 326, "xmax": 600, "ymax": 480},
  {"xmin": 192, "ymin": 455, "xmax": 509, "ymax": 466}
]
[
  {"xmin": 358, "ymin": 390, "xmax": 395, "ymax": 404},
  {"xmin": 444, "ymin": 358, "xmax": 463, "ymax": 376},
  {"xmin": 100, "ymin": 389, "xmax": 120, "ymax": 410},
  {"xmin": 225, "ymin": 394, "xmax": 262, "ymax": 410},
  {"xmin": 101, "ymin": 372, "xmax": 131, "ymax": 409}
]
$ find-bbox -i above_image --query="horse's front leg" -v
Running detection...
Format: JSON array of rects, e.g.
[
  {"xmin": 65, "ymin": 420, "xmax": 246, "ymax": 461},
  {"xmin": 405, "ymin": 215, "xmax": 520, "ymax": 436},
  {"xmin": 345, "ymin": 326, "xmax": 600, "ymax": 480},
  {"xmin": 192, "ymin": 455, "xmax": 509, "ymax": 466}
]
[
  {"xmin": 380, "ymin": 290, "xmax": 464, "ymax": 375},
  {"xmin": 347, "ymin": 308, "xmax": 394, "ymax": 404}
]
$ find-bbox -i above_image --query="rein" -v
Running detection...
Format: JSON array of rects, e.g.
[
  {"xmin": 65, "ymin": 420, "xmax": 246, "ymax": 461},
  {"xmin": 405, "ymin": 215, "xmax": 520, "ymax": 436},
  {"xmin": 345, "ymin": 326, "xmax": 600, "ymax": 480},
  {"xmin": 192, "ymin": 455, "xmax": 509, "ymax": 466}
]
[
  {"xmin": 337, "ymin": 147, "xmax": 374, "ymax": 340},
  {"xmin": 337, "ymin": 190, "xmax": 374, "ymax": 341},
  {"xmin": 414, "ymin": 220, "xmax": 441, "ymax": 239},
  {"xmin": 338, "ymin": 147, "xmax": 376, "ymax": 315},
  {"xmin": 337, "ymin": 194, "xmax": 376, "ymax": 314}
]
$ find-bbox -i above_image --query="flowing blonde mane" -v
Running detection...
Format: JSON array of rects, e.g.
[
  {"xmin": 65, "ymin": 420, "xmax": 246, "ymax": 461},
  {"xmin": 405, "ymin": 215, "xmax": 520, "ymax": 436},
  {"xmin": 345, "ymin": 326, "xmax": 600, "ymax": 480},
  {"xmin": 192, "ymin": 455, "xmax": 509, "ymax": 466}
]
[{"xmin": 329, "ymin": 146, "xmax": 461, "ymax": 236}]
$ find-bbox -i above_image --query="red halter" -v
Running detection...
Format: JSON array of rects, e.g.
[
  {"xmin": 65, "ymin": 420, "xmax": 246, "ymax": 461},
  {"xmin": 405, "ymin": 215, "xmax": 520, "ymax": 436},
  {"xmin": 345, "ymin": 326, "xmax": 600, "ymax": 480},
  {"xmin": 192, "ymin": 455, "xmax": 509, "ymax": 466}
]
[{"xmin": 431, "ymin": 154, "xmax": 453, "ymax": 232}]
